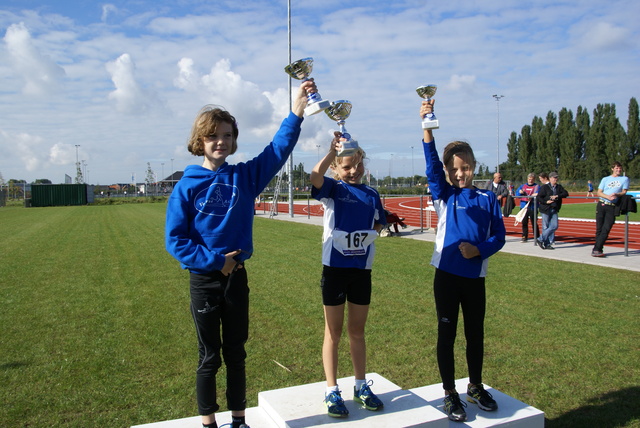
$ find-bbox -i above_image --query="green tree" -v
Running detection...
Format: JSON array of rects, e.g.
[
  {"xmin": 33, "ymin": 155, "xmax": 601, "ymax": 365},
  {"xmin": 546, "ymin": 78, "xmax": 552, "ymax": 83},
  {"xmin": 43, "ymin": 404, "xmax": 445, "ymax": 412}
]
[
  {"xmin": 557, "ymin": 108, "xmax": 581, "ymax": 180},
  {"xmin": 145, "ymin": 162, "xmax": 155, "ymax": 194},
  {"xmin": 531, "ymin": 116, "xmax": 546, "ymax": 174},
  {"xmin": 504, "ymin": 131, "xmax": 521, "ymax": 181},
  {"xmin": 575, "ymin": 105, "xmax": 590, "ymax": 178},
  {"xmin": 625, "ymin": 97, "xmax": 639, "ymax": 177},
  {"xmin": 518, "ymin": 125, "xmax": 533, "ymax": 174},
  {"xmin": 587, "ymin": 103, "xmax": 625, "ymax": 179},
  {"xmin": 543, "ymin": 111, "xmax": 559, "ymax": 173}
]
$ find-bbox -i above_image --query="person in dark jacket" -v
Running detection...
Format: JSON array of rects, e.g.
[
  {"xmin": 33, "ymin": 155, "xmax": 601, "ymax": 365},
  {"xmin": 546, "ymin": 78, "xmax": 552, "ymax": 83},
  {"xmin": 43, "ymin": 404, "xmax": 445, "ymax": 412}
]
[
  {"xmin": 485, "ymin": 172, "xmax": 509, "ymax": 207},
  {"xmin": 536, "ymin": 172, "xmax": 569, "ymax": 250}
]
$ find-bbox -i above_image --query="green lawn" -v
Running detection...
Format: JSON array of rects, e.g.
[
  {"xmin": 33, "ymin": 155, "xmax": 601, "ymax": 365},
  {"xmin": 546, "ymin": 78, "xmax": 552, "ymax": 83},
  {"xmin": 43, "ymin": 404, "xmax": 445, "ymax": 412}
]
[{"xmin": 0, "ymin": 204, "xmax": 638, "ymax": 427}]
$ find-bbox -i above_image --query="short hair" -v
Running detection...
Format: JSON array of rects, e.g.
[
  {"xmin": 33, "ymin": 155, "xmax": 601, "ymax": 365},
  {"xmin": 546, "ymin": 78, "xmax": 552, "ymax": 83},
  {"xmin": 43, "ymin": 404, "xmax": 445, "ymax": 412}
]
[
  {"xmin": 187, "ymin": 105, "xmax": 239, "ymax": 156},
  {"xmin": 527, "ymin": 173, "xmax": 536, "ymax": 179},
  {"xmin": 612, "ymin": 161, "xmax": 623, "ymax": 169},
  {"xmin": 538, "ymin": 172, "xmax": 549, "ymax": 180},
  {"xmin": 442, "ymin": 141, "xmax": 476, "ymax": 170}
]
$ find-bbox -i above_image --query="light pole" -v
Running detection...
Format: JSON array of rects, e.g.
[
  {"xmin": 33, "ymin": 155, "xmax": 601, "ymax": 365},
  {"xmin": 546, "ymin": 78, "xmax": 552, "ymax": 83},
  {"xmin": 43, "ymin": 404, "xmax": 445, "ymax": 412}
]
[
  {"xmin": 170, "ymin": 158, "xmax": 174, "ymax": 190},
  {"xmin": 316, "ymin": 144, "xmax": 321, "ymax": 162},
  {"xmin": 492, "ymin": 94, "xmax": 504, "ymax": 173},
  {"xmin": 411, "ymin": 146, "xmax": 415, "ymax": 187},
  {"xmin": 161, "ymin": 162, "xmax": 165, "ymax": 192},
  {"xmin": 74, "ymin": 144, "xmax": 81, "ymax": 183}
]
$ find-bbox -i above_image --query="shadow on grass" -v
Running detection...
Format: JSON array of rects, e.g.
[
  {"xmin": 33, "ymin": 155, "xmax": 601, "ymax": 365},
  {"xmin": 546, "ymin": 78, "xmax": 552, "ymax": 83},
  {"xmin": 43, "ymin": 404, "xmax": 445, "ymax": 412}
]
[
  {"xmin": 547, "ymin": 386, "xmax": 640, "ymax": 428},
  {"xmin": 0, "ymin": 361, "xmax": 30, "ymax": 370}
]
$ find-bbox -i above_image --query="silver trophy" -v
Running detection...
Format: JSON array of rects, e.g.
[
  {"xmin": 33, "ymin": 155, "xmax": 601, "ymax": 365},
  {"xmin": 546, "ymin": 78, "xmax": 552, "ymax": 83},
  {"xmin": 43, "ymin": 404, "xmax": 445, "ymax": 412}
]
[
  {"xmin": 326, "ymin": 100, "xmax": 358, "ymax": 157},
  {"xmin": 284, "ymin": 57, "xmax": 331, "ymax": 116},
  {"xmin": 416, "ymin": 85, "xmax": 439, "ymax": 129}
]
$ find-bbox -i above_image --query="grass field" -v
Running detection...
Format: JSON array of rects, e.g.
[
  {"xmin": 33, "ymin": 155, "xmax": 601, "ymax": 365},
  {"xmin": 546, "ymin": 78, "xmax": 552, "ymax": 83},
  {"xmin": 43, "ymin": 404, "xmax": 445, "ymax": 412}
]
[{"xmin": 0, "ymin": 204, "xmax": 638, "ymax": 427}]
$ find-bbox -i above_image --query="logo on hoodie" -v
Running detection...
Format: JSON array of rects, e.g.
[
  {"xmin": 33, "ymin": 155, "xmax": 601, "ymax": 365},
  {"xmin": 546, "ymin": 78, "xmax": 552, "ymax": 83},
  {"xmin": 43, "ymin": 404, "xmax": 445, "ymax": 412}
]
[{"xmin": 195, "ymin": 183, "xmax": 238, "ymax": 216}]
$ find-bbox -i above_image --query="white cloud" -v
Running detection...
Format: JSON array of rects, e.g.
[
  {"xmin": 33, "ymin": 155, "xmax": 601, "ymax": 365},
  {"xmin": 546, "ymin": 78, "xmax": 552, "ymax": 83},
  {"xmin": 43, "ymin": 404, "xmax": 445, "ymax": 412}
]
[
  {"xmin": 49, "ymin": 143, "xmax": 76, "ymax": 166},
  {"xmin": 106, "ymin": 53, "xmax": 160, "ymax": 114},
  {"xmin": 3, "ymin": 22, "xmax": 66, "ymax": 96},
  {"xmin": 447, "ymin": 75, "xmax": 477, "ymax": 94},
  {"xmin": 581, "ymin": 22, "xmax": 632, "ymax": 51},
  {"xmin": 101, "ymin": 4, "xmax": 119, "ymax": 23}
]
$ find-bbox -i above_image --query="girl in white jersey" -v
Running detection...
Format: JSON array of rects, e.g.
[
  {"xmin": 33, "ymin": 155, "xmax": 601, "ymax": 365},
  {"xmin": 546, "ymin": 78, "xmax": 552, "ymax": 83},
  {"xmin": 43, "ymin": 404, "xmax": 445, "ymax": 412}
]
[{"xmin": 310, "ymin": 132, "xmax": 386, "ymax": 418}]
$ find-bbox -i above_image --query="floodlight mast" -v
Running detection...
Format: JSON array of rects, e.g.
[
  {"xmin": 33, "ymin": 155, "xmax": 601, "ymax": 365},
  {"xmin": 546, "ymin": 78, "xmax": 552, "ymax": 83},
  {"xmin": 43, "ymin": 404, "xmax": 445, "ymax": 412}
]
[{"xmin": 492, "ymin": 94, "xmax": 504, "ymax": 173}]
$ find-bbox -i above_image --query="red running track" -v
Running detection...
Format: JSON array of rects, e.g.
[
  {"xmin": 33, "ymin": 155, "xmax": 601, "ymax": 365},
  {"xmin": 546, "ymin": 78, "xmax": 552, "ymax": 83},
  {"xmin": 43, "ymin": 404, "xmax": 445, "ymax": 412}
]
[{"xmin": 259, "ymin": 196, "xmax": 640, "ymax": 250}]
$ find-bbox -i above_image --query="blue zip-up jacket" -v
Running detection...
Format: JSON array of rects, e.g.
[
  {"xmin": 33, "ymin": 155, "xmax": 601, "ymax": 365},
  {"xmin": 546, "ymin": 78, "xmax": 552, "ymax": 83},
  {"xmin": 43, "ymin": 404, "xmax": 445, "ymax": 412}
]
[
  {"xmin": 165, "ymin": 112, "xmax": 303, "ymax": 274},
  {"xmin": 423, "ymin": 139, "xmax": 505, "ymax": 278}
]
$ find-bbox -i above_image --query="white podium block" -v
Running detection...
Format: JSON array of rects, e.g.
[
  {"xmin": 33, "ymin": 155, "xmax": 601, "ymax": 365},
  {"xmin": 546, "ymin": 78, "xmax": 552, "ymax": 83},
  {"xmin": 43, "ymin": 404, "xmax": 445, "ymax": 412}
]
[
  {"xmin": 258, "ymin": 373, "xmax": 447, "ymax": 428},
  {"xmin": 409, "ymin": 378, "xmax": 544, "ymax": 427}
]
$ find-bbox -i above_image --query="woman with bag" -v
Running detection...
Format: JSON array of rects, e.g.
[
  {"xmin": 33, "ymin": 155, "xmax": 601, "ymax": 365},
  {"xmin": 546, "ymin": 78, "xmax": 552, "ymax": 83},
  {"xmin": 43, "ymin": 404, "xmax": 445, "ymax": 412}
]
[{"xmin": 515, "ymin": 173, "xmax": 539, "ymax": 243}]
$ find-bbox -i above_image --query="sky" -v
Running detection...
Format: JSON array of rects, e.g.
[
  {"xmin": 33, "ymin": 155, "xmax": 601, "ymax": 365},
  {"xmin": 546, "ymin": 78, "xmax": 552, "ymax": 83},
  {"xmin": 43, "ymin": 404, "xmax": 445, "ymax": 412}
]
[{"xmin": 1, "ymin": 0, "xmax": 639, "ymax": 186}]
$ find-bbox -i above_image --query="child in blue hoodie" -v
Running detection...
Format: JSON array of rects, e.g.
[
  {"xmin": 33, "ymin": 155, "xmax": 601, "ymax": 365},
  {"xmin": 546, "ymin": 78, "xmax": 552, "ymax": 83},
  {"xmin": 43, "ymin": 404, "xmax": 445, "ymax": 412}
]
[
  {"xmin": 165, "ymin": 79, "xmax": 317, "ymax": 428},
  {"xmin": 420, "ymin": 100, "xmax": 505, "ymax": 423}
]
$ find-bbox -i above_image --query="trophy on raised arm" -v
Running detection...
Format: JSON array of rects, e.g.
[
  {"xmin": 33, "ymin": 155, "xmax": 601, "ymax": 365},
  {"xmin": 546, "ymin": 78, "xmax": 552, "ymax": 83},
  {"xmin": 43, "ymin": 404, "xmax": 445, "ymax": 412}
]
[
  {"xmin": 326, "ymin": 100, "xmax": 358, "ymax": 157},
  {"xmin": 284, "ymin": 57, "xmax": 331, "ymax": 116},
  {"xmin": 416, "ymin": 85, "xmax": 439, "ymax": 129}
]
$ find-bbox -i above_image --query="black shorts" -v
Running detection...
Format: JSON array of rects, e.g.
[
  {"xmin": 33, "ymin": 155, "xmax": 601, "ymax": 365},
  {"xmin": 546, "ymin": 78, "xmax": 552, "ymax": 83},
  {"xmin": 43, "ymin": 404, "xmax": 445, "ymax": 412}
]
[{"xmin": 321, "ymin": 265, "xmax": 372, "ymax": 306}]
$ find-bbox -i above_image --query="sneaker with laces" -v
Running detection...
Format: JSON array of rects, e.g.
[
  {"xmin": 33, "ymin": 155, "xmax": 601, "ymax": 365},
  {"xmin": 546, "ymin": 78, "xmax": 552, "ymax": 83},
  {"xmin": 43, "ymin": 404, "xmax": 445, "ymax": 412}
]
[
  {"xmin": 466, "ymin": 383, "xmax": 498, "ymax": 411},
  {"xmin": 443, "ymin": 392, "xmax": 467, "ymax": 422},
  {"xmin": 324, "ymin": 390, "xmax": 349, "ymax": 418},
  {"xmin": 353, "ymin": 380, "xmax": 384, "ymax": 411}
]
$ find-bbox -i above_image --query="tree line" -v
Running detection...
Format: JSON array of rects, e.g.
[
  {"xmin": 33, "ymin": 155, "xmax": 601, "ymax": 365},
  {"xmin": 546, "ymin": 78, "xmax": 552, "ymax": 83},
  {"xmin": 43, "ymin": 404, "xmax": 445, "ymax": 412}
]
[{"xmin": 501, "ymin": 97, "xmax": 639, "ymax": 183}]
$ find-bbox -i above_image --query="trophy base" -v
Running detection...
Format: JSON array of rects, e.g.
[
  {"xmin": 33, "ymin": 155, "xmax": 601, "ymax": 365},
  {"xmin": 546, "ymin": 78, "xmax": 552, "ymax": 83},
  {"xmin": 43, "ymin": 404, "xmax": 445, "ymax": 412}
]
[
  {"xmin": 336, "ymin": 140, "xmax": 359, "ymax": 157},
  {"xmin": 304, "ymin": 99, "xmax": 331, "ymax": 116},
  {"xmin": 422, "ymin": 119, "xmax": 439, "ymax": 130}
]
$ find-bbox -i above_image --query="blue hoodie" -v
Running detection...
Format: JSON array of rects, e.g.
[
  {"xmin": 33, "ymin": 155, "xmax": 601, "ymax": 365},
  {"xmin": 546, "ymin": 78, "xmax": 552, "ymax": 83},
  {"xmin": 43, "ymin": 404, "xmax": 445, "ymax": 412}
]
[
  {"xmin": 423, "ymin": 139, "xmax": 505, "ymax": 278},
  {"xmin": 165, "ymin": 112, "xmax": 303, "ymax": 274}
]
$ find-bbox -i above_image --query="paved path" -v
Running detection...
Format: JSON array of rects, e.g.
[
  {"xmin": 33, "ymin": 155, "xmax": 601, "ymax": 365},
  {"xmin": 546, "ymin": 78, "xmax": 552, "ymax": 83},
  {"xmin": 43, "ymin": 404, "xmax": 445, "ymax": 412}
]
[{"xmin": 256, "ymin": 206, "xmax": 640, "ymax": 273}]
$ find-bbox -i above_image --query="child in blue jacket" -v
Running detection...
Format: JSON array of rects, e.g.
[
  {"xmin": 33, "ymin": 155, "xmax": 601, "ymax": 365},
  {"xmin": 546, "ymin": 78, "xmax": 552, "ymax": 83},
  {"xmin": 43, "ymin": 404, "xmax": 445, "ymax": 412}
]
[
  {"xmin": 420, "ymin": 100, "xmax": 505, "ymax": 423},
  {"xmin": 165, "ymin": 80, "xmax": 317, "ymax": 428}
]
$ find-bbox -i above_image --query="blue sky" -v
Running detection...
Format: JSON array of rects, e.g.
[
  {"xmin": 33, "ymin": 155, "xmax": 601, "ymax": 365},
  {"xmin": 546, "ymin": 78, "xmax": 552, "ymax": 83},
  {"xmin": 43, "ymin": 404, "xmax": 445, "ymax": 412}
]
[{"xmin": 1, "ymin": 0, "xmax": 639, "ymax": 185}]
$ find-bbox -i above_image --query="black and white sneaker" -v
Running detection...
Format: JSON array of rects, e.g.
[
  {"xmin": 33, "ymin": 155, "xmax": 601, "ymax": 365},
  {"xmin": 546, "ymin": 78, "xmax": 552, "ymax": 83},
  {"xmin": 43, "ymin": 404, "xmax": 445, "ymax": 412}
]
[
  {"xmin": 466, "ymin": 384, "xmax": 498, "ymax": 411},
  {"xmin": 443, "ymin": 392, "xmax": 467, "ymax": 422}
]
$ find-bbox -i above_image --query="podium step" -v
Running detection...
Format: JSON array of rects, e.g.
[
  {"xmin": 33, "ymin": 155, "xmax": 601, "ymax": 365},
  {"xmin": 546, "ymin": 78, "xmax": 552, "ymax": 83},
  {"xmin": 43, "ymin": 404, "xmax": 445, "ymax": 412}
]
[
  {"xmin": 132, "ymin": 375, "xmax": 543, "ymax": 428},
  {"xmin": 410, "ymin": 378, "xmax": 545, "ymax": 427},
  {"xmin": 258, "ymin": 373, "xmax": 447, "ymax": 427}
]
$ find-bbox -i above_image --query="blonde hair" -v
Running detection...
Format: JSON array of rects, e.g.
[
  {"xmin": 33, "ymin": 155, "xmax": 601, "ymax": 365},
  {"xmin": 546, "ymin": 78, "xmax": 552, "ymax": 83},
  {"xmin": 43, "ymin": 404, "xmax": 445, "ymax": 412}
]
[
  {"xmin": 187, "ymin": 105, "xmax": 239, "ymax": 156},
  {"xmin": 330, "ymin": 146, "xmax": 366, "ymax": 180}
]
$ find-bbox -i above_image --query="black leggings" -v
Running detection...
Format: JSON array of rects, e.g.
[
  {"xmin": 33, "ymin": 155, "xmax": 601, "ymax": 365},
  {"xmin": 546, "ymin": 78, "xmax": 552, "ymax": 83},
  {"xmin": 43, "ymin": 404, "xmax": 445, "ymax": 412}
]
[
  {"xmin": 190, "ymin": 268, "xmax": 249, "ymax": 415},
  {"xmin": 433, "ymin": 268, "xmax": 486, "ymax": 391}
]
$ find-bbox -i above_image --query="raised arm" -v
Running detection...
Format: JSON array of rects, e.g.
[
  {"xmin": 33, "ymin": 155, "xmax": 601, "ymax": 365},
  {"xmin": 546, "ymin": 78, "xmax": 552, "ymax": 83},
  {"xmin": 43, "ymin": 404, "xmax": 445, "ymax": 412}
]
[
  {"xmin": 292, "ymin": 79, "xmax": 318, "ymax": 118},
  {"xmin": 311, "ymin": 132, "xmax": 341, "ymax": 190}
]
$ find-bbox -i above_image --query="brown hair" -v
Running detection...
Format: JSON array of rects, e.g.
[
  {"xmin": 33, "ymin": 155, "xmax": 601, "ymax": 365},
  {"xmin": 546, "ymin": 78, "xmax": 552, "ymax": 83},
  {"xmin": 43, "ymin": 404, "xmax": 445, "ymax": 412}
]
[
  {"xmin": 442, "ymin": 140, "xmax": 476, "ymax": 170},
  {"xmin": 187, "ymin": 105, "xmax": 239, "ymax": 156}
]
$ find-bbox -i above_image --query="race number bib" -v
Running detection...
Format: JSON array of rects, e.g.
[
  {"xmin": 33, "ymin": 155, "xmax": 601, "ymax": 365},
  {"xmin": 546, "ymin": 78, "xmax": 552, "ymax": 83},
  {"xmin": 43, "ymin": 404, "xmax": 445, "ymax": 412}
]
[{"xmin": 332, "ymin": 229, "xmax": 377, "ymax": 256}]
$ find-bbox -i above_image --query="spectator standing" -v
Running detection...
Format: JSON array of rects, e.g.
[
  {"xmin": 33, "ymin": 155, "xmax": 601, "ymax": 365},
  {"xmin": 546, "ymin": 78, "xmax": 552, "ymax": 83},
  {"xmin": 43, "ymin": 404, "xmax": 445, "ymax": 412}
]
[
  {"xmin": 536, "ymin": 172, "xmax": 569, "ymax": 250},
  {"xmin": 485, "ymin": 172, "xmax": 509, "ymax": 207},
  {"xmin": 536, "ymin": 173, "xmax": 552, "ymax": 246},
  {"xmin": 591, "ymin": 162, "xmax": 629, "ymax": 257},
  {"xmin": 515, "ymin": 173, "xmax": 539, "ymax": 243}
]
